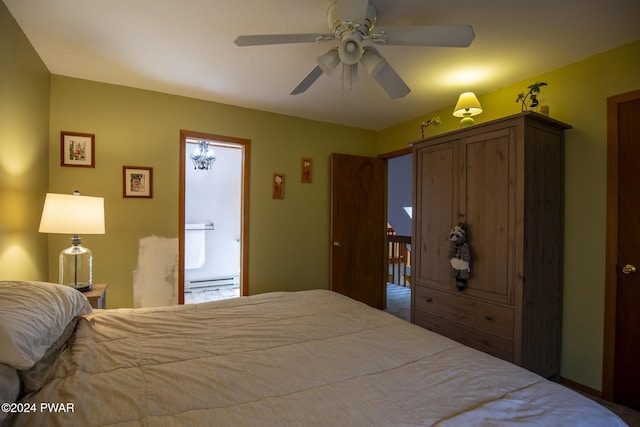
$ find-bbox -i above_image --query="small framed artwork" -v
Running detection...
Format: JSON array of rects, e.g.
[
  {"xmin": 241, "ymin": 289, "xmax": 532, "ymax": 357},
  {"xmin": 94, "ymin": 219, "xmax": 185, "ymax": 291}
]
[
  {"xmin": 301, "ymin": 158, "xmax": 312, "ymax": 183},
  {"xmin": 123, "ymin": 166, "xmax": 153, "ymax": 198},
  {"xmin": 61, "ymin": 131, "xmax": 95, "ymax": 167},
  {"xmin": 272, "ymin": 173, "xmax": 285, "ymax": 199}
]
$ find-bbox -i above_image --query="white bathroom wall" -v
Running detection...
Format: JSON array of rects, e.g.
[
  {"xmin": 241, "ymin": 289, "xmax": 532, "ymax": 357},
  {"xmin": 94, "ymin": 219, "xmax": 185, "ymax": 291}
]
[{"xmin": 184, "ymin": 143, "xmax": 242, "ymax": 283}]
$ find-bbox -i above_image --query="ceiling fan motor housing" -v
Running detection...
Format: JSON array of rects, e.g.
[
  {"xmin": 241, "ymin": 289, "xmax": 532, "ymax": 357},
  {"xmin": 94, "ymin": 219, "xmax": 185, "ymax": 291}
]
[
  {"xmin": 327, "ymin": 1, "xmax": 376, "ymax": 33},
  {"xmin": 338, "ymin": 35, "xmax": 363, "ymax": 64},
  {"xmin": 327, "ymin": 1, "xmax": 376, "ymax": 64}
]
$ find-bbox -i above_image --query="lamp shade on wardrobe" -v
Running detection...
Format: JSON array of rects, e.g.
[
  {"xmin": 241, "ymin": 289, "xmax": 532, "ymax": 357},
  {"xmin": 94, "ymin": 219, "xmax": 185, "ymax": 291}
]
[{"xmin": 453, "ymin": 92, "xmax": 483, "ymax": 127}]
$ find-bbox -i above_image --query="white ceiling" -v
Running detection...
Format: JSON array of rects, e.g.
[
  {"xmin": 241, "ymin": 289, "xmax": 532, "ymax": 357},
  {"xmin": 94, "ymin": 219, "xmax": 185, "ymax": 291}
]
[{"xmin": 4, "ymin": 0, "xmax": 640, "ymax": 131}]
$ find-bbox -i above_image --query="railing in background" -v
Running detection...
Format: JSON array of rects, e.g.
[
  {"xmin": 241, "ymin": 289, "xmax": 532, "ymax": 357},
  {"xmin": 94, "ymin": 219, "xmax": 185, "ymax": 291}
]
[{"xmin": 388, "ymin": 234, "xmax": 411, "ymax": 287}]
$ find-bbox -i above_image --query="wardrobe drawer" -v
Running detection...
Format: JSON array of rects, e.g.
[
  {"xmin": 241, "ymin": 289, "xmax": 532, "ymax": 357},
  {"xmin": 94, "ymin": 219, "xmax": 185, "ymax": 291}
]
[
  {"xmin": 414, "ymin": 310, "xmax": 513, "ymax": 362},
  {"xmin": 414, "ymin": 286, "xmax": 514, "ymax": 340}
]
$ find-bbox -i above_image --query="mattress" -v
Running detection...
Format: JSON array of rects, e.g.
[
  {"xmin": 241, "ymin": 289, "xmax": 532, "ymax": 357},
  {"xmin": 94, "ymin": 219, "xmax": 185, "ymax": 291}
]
[{"xmin": 3, "ymin": 286, "xmax": 627, "ymax": 426}]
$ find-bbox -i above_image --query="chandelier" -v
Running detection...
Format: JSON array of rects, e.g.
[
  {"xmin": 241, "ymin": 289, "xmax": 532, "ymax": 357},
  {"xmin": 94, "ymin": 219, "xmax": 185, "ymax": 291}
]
[{"xmin": 190, "ymin": 141, "xmax": 216, "ymax": 170}]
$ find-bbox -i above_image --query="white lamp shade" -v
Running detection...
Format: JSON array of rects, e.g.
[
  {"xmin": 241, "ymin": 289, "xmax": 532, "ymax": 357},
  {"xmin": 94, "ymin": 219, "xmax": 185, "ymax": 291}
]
[
  {"xmin": 361, "ymin": 47, "xmax": 386, "ymax": 76},
  {"xmin": 39, "ymin": 193, "xmax": 105, "ymax": 235},
  {"xmin": 453, "ymin": 92, "xmax": 483, "ymax": 117},
  {"xmin": 317, "ymin": 48, "xmax": 340, "ymax": 75}
]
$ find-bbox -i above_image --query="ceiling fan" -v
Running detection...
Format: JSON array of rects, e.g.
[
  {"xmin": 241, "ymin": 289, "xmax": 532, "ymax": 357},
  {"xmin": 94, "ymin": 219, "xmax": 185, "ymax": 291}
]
[{"xmin": 234, "ymin": 0, "xmax": 474, "ymax": 99}]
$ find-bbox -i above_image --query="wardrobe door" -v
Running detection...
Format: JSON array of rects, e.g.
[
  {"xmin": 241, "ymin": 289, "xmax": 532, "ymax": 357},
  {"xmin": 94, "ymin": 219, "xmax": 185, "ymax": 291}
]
[
  {"xmin": 458, "ymin": 127, "xmax": 517, "ymax": 305},
  {"xmin": 414, "ymin": 141, "xmax": 458, "ymax": 291}
]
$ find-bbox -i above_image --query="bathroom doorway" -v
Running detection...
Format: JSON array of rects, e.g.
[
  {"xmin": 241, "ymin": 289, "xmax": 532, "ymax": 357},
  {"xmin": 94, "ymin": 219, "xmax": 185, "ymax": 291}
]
[{"xmin": 178, "ymin": 130, "xmax": 250, "ymax": 304}]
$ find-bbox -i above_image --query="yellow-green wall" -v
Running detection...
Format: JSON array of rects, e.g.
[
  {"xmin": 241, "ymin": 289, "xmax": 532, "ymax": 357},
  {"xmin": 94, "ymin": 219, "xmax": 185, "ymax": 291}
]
[
  {"xmin": 48, "ymin": 76, "xmax": 377, "ymax": 308},
  {"xmin": 378, "ymin": 39, "xmax": 640, "ymax": 391},
  {"xmin": 0, "ymin": 1, "xmax": 50, "ymax": 280}
]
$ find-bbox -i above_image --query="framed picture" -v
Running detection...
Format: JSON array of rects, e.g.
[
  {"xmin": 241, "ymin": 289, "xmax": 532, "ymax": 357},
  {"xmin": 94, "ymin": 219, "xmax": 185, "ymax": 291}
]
[
  {"xmin": 123, "ymin": 166, "xmax": 153, "ymax": 198},
  {"xmin": 61, "ymin": 131, "xmax": 95, "ymax": 167},
  {"xmin": 301, "ymin": 158, "xmax": 312, "ymax": 183},
  {"xmin": 272, "ymin": 173, "xmax": 285, "ymax": 199}
]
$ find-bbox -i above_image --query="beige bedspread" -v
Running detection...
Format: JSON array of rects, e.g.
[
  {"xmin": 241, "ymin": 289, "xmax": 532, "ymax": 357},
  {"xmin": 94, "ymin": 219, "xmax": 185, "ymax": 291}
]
[{"xmin": 8, "ymin": 290, "xmax": 626, "ymax": 426}]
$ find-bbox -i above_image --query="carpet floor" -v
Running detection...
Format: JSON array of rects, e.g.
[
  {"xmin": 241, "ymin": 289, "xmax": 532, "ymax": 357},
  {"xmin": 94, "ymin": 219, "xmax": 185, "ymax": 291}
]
[{"xmin": 384, "ymin": 283, "xmax": 410, "ymax": 322}]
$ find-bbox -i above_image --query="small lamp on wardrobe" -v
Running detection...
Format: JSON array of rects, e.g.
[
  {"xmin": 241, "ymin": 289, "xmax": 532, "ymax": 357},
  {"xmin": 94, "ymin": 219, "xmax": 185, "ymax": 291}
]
[
  {"xmin": 39, "ymin": 191, "xmax": 105, "ymax": 292},
  {"xmin": 453, "ymin": 92, "xmax": 483, "ymax": 127}
]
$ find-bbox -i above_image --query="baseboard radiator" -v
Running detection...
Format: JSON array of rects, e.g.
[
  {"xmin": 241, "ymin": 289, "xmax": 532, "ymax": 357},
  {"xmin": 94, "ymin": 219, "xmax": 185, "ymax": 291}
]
[{"xmin": 185, "ymin": 277, "xmax": 237, "ymax": 291}]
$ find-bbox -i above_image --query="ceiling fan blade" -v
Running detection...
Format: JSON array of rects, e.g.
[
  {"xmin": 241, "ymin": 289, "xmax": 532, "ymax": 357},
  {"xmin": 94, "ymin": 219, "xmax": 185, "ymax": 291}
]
[
  {"xmin": 290, "ymin": 65, "xmax": 324, "ymax": 95},
  {"xmin": 371, "ymin": 25, "xmax": 475, "ymax": 47},
  {"xmin": 372, "ymin": 62, "xmax": 410, "ymax": 99},
  {"xmin": 234, "ymin": 33, "xmax": 331, "ymax": 47},
  {"xmin": 337, "ymin": 0, "xmax": 370, "ymax": 23},
  {"xmin": 361, "ymin": 47, "xmax": 409, "ymax": 99}
]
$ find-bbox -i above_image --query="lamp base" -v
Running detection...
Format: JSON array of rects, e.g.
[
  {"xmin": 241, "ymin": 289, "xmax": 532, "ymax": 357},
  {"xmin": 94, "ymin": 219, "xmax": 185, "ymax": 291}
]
[
  {"xmin": 59, "ymin": 239, "xmax": 93, "ymax": 292},
  {"xmin": 459, "ymin": 115, "xmax": 475, "ymax": 127}
]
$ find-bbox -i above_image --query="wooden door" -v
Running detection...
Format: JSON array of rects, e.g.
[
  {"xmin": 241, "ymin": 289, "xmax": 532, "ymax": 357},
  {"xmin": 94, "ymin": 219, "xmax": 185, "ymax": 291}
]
[
  {"xmin": 413, "ymin": 141, "xmax": 457, "ymax": 291},
  {"xmin": 605, "ymin": 91, "xmax": 640, "ymax": 409},
  {"xmin": 330, "ymin": 153, "xmax": 385, "ymax": 309},
  {"xmin": 458, "ymin": 128, "xmax": 516, "ymax": 305}
]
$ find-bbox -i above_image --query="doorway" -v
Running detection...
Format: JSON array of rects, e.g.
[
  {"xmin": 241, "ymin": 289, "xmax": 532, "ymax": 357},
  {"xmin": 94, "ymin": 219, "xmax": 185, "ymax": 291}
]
[
  {"xmin": 383, "ymin": 148, "xmax": 413, "ymax": 321},
  {"xmin": 603, "ymin": 89, "xmax": 640, "ymax": 409},
  {"xmin": 178, "ymin": 130, "xmax": 250, "ymax": 304}
]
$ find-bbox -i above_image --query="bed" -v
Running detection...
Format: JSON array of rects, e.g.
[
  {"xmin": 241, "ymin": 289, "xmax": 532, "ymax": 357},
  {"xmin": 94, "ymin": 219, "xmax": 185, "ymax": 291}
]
[{"xmin": 0, "ymin": 280, "xmax": 627, "ymax": 426}]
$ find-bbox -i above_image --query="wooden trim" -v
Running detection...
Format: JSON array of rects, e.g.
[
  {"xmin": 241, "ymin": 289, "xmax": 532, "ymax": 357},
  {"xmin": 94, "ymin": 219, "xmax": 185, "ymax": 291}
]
[
  {"xmin": 383, "ymin": 157, "xmax": 388, "ymax": 310},
  {"xmin": 380, "ymin": 147, "xmax": 413, "ymax": 309},
  {"xmin": 179, "ymin": 133, "xmax": 186, "ymax": 305},
  {"xmin": 560, "ymin": 376, "xmax": 603, "ymax": 399},
  {"xmin": 603, "ymin": 89, "xmax": 640, "ymax": 400},
  {"xmin": 178, "ymin": 130, "xmax": 251, "ymax": 303},
  {"xmin": 380, "ymin": 146, "xmax": 412, "ymax": 159},
  {"xmin": 240, "ymin": 139, "xmax": 251, "ymax": 298}
]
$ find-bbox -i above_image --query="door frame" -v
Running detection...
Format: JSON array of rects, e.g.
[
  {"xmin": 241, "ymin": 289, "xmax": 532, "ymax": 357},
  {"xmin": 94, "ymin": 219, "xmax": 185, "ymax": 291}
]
[
  {"xmin": 602, "ymin": 89, "xmax": 640, "ymax": 400},
  {"xmin": 178, "ymin": 130, "xmax": 250, "ymax": 304}
]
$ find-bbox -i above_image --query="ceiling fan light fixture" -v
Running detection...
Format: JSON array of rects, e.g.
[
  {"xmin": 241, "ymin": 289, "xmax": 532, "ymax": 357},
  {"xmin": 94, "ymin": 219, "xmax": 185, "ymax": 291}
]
[
  {"xmin": 361, "ymin": 47, "xmax": 386, "ymax": 76},
  {"xmin": 338, "ymin": 34, "xmax": 363, "ymax": 64},
  {"xmin": 360, "ymin": 46, "xmax": 410, "ymax": 99},
  {"xmin": 317, "ymin": 48, "xmax": 341, "ymax": 74}
]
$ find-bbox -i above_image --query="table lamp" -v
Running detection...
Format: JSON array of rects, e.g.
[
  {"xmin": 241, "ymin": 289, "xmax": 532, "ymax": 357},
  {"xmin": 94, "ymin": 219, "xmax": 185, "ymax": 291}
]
[
  {"xmin": 453, "ymin": 92, "xmax": 483, "ymax": 127},
  {"xmin": 39, "ymin": 191, "xmax": 105, "ymax": 292}
]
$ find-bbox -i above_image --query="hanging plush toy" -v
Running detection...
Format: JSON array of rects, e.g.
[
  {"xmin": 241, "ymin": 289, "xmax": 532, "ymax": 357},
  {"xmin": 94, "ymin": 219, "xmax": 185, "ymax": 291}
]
[{"xmin": 448, "ymin": 223, "xmax": 471, "ymax": 291}]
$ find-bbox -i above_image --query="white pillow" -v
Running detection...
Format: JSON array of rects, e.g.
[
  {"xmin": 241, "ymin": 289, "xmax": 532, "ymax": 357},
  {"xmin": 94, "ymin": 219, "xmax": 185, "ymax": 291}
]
[
  {"xmin": 0, "ymin": 363, "xmax": 20, "ymax": 423},
  {"xmin": 0, "ymin": 281, "xmax": 93, "ymax": 370}
]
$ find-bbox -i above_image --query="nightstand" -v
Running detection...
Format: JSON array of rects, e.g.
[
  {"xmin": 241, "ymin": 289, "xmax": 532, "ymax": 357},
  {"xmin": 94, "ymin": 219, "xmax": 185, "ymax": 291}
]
[{"xmin": 84, "ymin": 283, "xmax": 108, "ymax": 309}]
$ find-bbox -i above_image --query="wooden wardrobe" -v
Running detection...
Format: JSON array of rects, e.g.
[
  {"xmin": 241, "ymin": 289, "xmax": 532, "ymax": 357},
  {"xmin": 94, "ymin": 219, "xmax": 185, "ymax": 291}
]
[{"xmin": 411, "ymin": 111, "xmax": 572, "ymax": 378}]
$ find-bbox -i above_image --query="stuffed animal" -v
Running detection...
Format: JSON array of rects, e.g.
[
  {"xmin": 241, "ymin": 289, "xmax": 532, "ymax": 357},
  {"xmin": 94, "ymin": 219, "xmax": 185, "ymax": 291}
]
[{"xmin": 448, "ymin": 224, "xmax": 471, "ymax": 291}]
